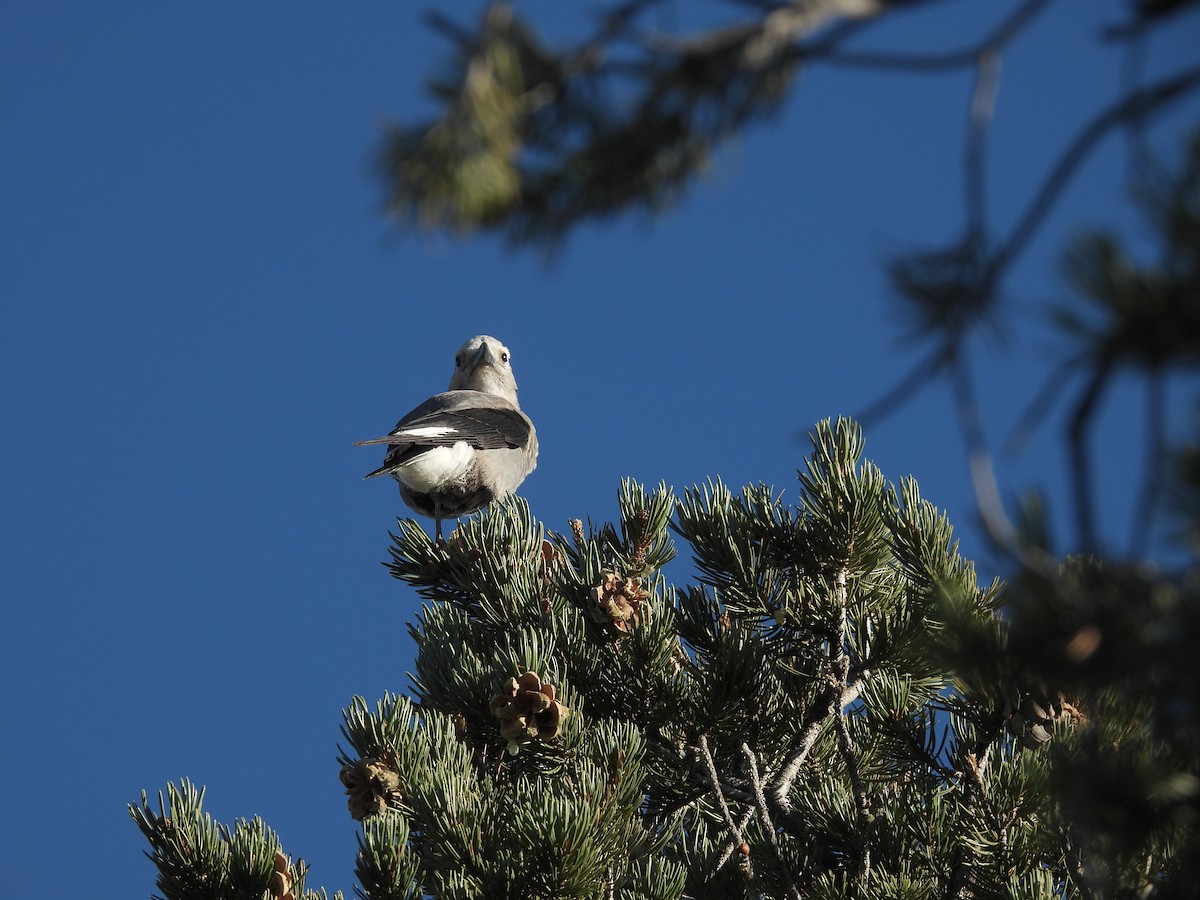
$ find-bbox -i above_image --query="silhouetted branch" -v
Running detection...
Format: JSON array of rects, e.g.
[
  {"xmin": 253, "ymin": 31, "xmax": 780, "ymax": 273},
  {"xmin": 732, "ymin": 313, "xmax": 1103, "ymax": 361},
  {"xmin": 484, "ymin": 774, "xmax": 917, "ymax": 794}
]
[
  {"xmin": 994, "ymin": 65, "xmax": 1200, "ymax": 274},
  {"xmin": 816, "ymin": 0, "xmax": 1054, "ymax": 72},
  {"xmin": 1102, "ymin": 0, "xmax": 1200, "ymax": 41},
  {"xmin": 1003, "ymin": 357, "xmax": 1078, "ymax": 454},
  {"xmin": 965, "ymin": 50, "xmax": 1002, "ymax": 238},
  {"xmin": 1129, "ymin": 372, "xmax": 1166, "ymax": 558},
  {"xmin": 951, "ymin": 352, "xmax": 1059, "ymax": 573},
  {"xmin": 1067, "ymin": 353, "xmax": 1114, "ymax": 553},
  {"xmin": 856, "ymin": 345, "xmax": 953, "ymax": 425},
  {"xmin": 423, "ymin": 10, "xmax": 478, "ymax": 52}
]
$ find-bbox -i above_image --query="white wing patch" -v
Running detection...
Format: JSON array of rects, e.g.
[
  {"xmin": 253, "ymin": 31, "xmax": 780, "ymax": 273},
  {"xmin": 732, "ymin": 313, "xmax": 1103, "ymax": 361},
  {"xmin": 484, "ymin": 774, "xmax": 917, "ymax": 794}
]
[
  {"xmin": 398, "ymin": 425, "xmax": 458, "ymax": 439},
  {"xmin": 393, "ymin": 442, "xmax": 473, "ymax": 492}
]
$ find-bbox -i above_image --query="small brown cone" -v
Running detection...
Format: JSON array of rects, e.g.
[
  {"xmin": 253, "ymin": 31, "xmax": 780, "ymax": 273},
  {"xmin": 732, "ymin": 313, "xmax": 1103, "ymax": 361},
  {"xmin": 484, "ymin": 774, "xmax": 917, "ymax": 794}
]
[
  {"xmin": 489, "ymin": 670, "xmax": 570, "ymax": 752},
  {"xmin": 340, "ymin": 754, "xmax": 403, "ymax": 820},
  {"xmin": 591, "ymin": 571, "xmax": 651, "ymax": 632}
]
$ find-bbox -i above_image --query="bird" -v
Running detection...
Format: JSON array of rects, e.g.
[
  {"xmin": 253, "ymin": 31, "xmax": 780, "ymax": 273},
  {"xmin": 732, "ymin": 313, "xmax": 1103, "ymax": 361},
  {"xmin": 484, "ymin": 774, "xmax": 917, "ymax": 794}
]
[{"xmin": 355, "ymin": 335, "xmax": 538, "ymax": 542}]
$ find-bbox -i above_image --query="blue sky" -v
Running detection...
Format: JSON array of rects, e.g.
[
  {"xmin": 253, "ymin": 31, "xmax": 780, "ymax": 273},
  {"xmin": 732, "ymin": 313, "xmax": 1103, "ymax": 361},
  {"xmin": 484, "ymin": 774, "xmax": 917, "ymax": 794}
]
[{"xmin": 2, "ymin": 2, "xmax": 1197, "ymax": 896}]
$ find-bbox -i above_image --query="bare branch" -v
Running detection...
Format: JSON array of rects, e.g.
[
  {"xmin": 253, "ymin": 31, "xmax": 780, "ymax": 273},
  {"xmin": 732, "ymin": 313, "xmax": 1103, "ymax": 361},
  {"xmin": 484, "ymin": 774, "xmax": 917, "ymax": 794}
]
[
  {"xmin": 1068, "ymin": 354, "xmax": 1115, "ymax": 553},
  {"xmin": 965, "ymin": 50, "xmax": 1002, "ymax": 239},
  {"xmin": 770, "ymin": 676, "xmax": 864, "ymax": 811},
  {"xmin": 1130, "ymin": 373, "xmax": 1167, "ymax": 558},
  {"xmin": 742, "ymin": 743, "xmax": 801, "ymax": 900},
  {"xmin": 951, "ymin": 352, "xmax": 1017, "ymax": 546},
  {"xmin": 656, "ymin": 0, "xmax": 891, "ymax": 61},
  {"xmin": 834, "ymin": 714, "xmax": 873, "ymax": 885},
  {"xmin": 1003, "ymin": 357, "xmax": 1079, "ymax": 454},
  {"xmin": 698, "ymin": 733, "xmax": 744, "ymax": 843},
  {"xmin": 715, "ymin": 806, "xmax": 757, "ymax": 870},
  {"xmin": 950, "ymin": 353, "xmax": 1061, "ymax": 573},
  {"xmin": 994, "ymin": 65, "xmax": 1200, "ymax": 275},
  {"xmin": 856, "ymin": 345, "xmax": 953, "ymax": 426},
  {"xmin": 816, "ymin": 0, "xmax": 1054, "ymax": 72}
]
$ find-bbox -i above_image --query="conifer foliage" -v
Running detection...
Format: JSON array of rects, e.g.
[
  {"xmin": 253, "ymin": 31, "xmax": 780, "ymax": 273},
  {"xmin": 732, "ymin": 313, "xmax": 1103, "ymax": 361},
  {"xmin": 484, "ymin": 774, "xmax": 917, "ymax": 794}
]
[
  {"xmin": 137, "ymin": 418, "xmax": 1200, "ymax": 898},
  {"xmin": 130, "ymin": 780, "xmax": 341, "ymax": 900}
]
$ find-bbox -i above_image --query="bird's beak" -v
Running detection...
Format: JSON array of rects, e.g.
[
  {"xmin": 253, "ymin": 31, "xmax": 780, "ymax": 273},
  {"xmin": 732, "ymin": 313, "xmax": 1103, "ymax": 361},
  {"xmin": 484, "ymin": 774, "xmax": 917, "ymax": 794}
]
[{"xmin": 463, "ymin": 341, "xmax": 492, "ymax": 375}]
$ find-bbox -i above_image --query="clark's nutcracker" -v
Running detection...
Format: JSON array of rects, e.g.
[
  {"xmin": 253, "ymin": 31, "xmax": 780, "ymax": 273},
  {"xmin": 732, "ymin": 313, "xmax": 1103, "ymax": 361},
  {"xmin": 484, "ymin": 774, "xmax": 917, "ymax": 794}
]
[{"xmin": 355, "ymin": 335, "xmax": 538, "ymax": 542}]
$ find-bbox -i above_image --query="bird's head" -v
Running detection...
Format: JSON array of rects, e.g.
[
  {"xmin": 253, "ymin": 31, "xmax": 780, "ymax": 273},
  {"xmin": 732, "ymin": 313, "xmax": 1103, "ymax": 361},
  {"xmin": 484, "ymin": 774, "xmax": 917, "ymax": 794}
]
[{"xmin": 449, "ymin": 335, "xmax": 520, "ymax": 404}]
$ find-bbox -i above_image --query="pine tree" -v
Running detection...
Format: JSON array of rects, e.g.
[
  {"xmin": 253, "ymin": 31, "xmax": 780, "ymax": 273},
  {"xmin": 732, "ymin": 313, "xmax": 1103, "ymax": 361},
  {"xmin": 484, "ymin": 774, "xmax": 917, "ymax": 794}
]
[
  {"xmin": 131, "ymin": 419, "xmax": 1199, "ymax": 898},
  {"xmin": 133, "ymin": 3, "xmax": 1200, "ymax": 896}
]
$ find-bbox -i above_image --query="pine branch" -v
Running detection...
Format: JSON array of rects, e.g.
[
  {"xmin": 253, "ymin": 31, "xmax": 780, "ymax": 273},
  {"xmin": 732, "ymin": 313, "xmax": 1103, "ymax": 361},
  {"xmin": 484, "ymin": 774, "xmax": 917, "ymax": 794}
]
[
  {"xmin": 815, "ymin": 0, "xmax": 1054, "ymax": 72},
  {"xmin": 769, "ymin": 675, "xmax": 864, "ymax": 814},
  {"xmin": 129, "ymin": 780, "xmax": 341, "ymax": 900},
  {"xmin": 742, "ymin": 742, "xmax": 801, "ymax": 900},
  {"xmin": 994, "ymin": 65, "xmax": 1200, "ymax": 275}
]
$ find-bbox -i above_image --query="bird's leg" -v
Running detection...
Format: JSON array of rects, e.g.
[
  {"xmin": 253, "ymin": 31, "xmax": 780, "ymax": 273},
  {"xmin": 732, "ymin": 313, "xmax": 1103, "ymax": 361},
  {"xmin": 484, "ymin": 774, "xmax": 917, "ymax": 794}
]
[{"xmin": 433, "ymin": 497, "xmax": 444, "ymax": 545}]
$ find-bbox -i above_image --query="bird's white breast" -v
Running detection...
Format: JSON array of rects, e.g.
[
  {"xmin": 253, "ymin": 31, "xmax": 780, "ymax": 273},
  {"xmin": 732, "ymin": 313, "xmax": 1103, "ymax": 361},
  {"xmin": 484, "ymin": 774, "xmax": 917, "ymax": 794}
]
[{"xmin": 393, "ymin": 442, "xmax": 474, "ymax": 492}]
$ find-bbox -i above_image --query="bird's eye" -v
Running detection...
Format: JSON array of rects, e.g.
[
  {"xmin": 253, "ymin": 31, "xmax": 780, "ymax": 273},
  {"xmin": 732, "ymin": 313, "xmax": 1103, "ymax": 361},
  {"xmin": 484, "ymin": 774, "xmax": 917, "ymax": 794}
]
[{"xmin": 501, "ymin": 351, "xmax": 510, "ymax": 363}]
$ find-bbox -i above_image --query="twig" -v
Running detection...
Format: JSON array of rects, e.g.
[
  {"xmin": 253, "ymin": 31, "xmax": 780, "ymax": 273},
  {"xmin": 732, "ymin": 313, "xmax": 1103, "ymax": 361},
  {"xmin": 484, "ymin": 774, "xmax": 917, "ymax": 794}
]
[
  {"xmin": 721, "ymin": 0, "xmax": 786, "ymax": 12},
  {"xmin": 742, "ymin": 743, "xmax": 801, "ymax": 900},
  {"xmin": 1130, "ymin": 373, "xmax": 1166, "ymax": 559},
  {"xmin": 951, "ymin": 352, "xmax": 1019, "ymax": 548},
  {"xmin": 834, "ymin": 564, "xmax": 851, "ymax": 681},
  {"xmin": 644, "ymin": 734, "xmax": 758, "ymax": 822},
  {"xmin": 652, "ymin": 0, "xmax": 891, "ymax": 66},
  {"xmin": 600, "ymin": 0, "xmax": 673, "ymax": 38},
  {"xmin": 648, "ymin": 786, "xmax": 711, "ymax": 822},
  {"xmin": 994, "ymin": 65, "xmax": 1200, "ymax": 275},
  {"xmin": 770, "ymin": 676, "xmax": 865, "ymax": 811},
  {"xmin": 856, "ymin": 345, "xmax": 953, "ymax": 426},
  {"xmin": 769, "ymin": 696, "xmax": 833, "ymax": 812},
  {"xmin": 1003, "ymin": 357, "xmax": 1079, "ymax": 454},
  {"xmin": 950, "ymin": 352, "xmax": 1060, "ymax": 575},
  {"xmin": 715, "ymin": 806, "xmax": 758, "ymax": 870},
  {"xmin": 894, "ymin": 718, "xmax": 959, "ymax": 781},
  {"xmin": 946, "ymin": 856, "xmax": 976, "ymax": 899},
  {"xmin": 698, "ymin": 733, "xmax": 744, "ymax": 841},
  {"xmin": 698, "ymin": 735, "xmax": 770, "ymax": 889},
  {"xmin": 965, "ymin": 50, "xmax": 1002, "ymax": 239},
  {"xmin": 816, "ymin": 0, "xmax": 1054, "ymax": 72},
  {"xmin": 1063, "ymin": 831, "xmax": 1096, "ymax": 900},
  {"xmin": 835, "ymin": 714, "xmax": 873, "ymax": 885},
  {"xmin": 1067, "ymin": 353, "xmax": 1114, "ymax": 553},
  {"xmin": 1117, "ymin": 21, "xmax": 1153, "ymax": 178}
]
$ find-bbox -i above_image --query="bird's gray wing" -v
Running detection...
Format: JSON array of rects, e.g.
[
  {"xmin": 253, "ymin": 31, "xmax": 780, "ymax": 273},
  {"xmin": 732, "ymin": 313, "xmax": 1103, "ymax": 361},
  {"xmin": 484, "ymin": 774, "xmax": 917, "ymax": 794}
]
[
  {"xmin": 356, "ymin": 407, "xmax": 531, "ymax": 451},
  {"xmin": 355, "ymin": 392, "xmax": 533, "ymax": 478}
]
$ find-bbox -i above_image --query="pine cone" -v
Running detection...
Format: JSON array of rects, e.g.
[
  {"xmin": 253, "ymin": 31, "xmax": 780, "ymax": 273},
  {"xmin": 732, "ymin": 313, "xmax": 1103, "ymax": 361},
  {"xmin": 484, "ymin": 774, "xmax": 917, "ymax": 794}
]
[
  {"xmin": 591, "ymin": 570, "xmax": 650, "ymax": 632},
  {"xmin": 451, "ymin": 711, "xmax": 468, "ymax": 742},
  {"xmin": 1005, "ymin": 695, "xmax": 1054, "ymax": 750},
  {"xmin": 340, "ymin": 754, "xmax": 403, "ymax": 820},
  {"xmin": 1052, "ymin": 695, "xmax": 1086, "ymax": 726},
  {"xmin": 489, "ymin": 671, "xmax": 569, "ymax": 753},
  {"xmin": 269, "ymin": 851, "xmax": 295, "ymax": 900},
  {"xmin": 1005, "ymin": 691, "xmax": 1087, "ymax": 751}
]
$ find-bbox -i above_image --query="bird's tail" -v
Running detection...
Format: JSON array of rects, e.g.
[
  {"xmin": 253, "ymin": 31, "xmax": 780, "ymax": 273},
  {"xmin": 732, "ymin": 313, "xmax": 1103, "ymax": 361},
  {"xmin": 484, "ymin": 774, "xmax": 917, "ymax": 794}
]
[{"xmin": 353, "ymin": 436, "xmax": 400, "ymax": 446}]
